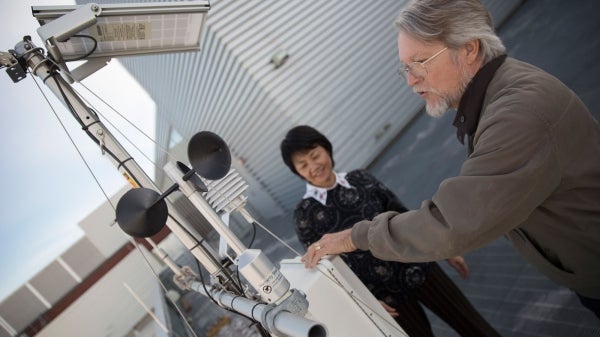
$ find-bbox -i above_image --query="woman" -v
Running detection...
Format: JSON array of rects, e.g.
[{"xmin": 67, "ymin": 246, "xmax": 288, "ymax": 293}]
[{"xmin": 280, "ymin": 125, "xmax": 499, "ymax": 337}]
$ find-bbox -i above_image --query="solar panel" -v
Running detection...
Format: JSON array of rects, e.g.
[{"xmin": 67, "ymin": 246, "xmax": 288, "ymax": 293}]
[{"xmin": 32, "ymin": 1, "xmax": 209, "ymax": 60}]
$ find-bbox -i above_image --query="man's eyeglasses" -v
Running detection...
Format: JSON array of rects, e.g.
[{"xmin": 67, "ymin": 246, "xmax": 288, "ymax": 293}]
[{"xmin": 398, "ymin": 47, "xmax": 448, "ymax": 80}]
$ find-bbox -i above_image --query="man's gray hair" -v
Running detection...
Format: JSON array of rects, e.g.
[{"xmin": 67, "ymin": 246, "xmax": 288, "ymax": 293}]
[{"xmin": 395, "ymin": 0, "xmax": 506, "ymax": 64}]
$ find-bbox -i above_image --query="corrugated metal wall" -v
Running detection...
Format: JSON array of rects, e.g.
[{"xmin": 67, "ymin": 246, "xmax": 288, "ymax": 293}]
[
  {"xmin": 83, "ymin": 0, "xmax": 523, "ymax": 218},
  {"xmin": 120, "ymin": 0, "xmax": 423, "ymax": 217}
]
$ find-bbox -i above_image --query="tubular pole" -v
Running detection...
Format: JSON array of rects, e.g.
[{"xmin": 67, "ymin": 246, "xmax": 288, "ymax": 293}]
[
  {"xmin": 13, "ymin": 37, "xmax": 225, "ymax": 277},
  {"xmin": 189, "ymin": 281, "xmax": 327, "ymax": 337}
]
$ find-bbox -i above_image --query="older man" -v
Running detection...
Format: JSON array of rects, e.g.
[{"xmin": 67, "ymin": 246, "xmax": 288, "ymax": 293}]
[{"xmin": 303, "ymin": 0, "xmax": 600, "ymax": 319}]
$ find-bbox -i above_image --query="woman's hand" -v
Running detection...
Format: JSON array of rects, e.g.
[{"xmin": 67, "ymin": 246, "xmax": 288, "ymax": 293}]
[
  {"xmin": 446, "ymin": 256, "xmax": 469, "ymax": 279},
  {"xmin": 379, "ymin": 300, "xmax": 399, "ymax": 318}
]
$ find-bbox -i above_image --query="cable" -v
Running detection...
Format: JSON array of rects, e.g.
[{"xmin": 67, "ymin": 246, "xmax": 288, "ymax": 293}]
[
  {"xmin": 130, "ymin": 237, "xmax": 200, "ymax": 337},
  {"xmin": 247, "ymin": 220, "xmax": 257, "ymax": 249},
  {"xmin": 47, "ymin": 65, "xmax": 145, "ymax": 189},
  {"xmin": 246, "ymin": 213, "xmax": 405, "ymax": 335},
  {"xmin": 44, "ymin": 56, "xmax": 160, "ymax": 191},
  {"xmin": 76, "ymin": 90, "xmax": 159, "ymax": 173},
  {"xmin": 29, "ymin": 71, "xmax": 115, "ymax": 209},
  {"xmin": 77, "ymin": 80, "xmax": 175, "ymax": 164},
  {"xmin": 232, "ymin": 220, "xmax": 258, "ymax": 291},
  {"xmin": 250, "ymin": 218, "xmax": 302, "ymax": 257},
  {"xmin": 166, "ymin": 214, "xmax": 245, "ymax": 295},
  {"xmin": 37, "ymin": 52, "xmax": 401, "ymax": 336},
  {"xmin": 195, "ymin": 260, "xmax": 221, "ymax": 307},
  {"xmin": 30, "ymin": 43, "xmax": 270, "ymax": 337},
  {"xmin": 61, "ymin": 34, "xmax": 98, "ymax": 62}
]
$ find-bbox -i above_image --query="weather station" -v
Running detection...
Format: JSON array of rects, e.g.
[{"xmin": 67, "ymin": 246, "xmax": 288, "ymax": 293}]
[{"xmin": 1, "ymin": 2, "xmax": 407, "ymax": 336}]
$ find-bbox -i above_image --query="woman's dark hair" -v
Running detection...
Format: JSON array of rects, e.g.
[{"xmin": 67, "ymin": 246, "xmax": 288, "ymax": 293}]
[{"xmin": 280, "ymin": 125, "xmax": 334, "ymax": 177}]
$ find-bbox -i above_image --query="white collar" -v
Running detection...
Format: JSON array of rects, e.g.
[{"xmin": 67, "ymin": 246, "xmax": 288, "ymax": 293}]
[{"xmin": 303, "ymin": 171, "xmax": 353, "ymax": 206}]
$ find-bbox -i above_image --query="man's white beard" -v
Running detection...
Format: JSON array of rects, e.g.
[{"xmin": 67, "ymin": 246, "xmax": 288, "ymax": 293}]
[
  {"xmin": 425, "ymin": 95, "xmax": 453, "ymax": 118},
  {"xmin": 424, "ymin": 63, "xmax": 473, "ymax": 118}
]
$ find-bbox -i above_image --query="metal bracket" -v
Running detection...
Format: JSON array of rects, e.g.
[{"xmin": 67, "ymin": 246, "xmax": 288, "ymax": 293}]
[
  {"xmin": 69, "ymin": 57, "xmax": 111, "ymax": 81},
  {"xmin": 96, "ymin": 129, "xmax": 106, "ymax": 155},
  {"xmin": 173, "ymin": 266, "xmax": 199, "ymax": 290},
  {"xmin": 0, "ymin": 51, "xmax": 27, "ymax": 83},
  {"xmin": 35, "ymin": 2, "xmax": 103, "ymax": 80},
  {"xmin": 0, "ymin": 51, "xmax": 18, "ymax": 68},
  {"xmin": 36, "ymin": 3, "xmax": 102, "ymax": 51},
  {"xmin": 261, "ymin": 289, "xmax": 310, "ymax": 336}
]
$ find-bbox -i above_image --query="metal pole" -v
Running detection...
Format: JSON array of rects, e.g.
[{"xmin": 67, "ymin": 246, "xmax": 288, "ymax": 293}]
[
  {"xmin": 13, "ymin": 37, "xmax": 225, "ymax": 278},
  {"xmin": 189, "ymin": 281, "xmax": 327, "ymax": 337}
]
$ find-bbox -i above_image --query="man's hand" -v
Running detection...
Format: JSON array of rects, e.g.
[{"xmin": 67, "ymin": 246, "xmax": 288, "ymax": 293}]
[
  {"xmin": 446, "ymin": 256, "xmax": 469, "ymax": 279},
  {"xmin": 301, "ymin": 228, "xmax": 357, "ymax": 268}
]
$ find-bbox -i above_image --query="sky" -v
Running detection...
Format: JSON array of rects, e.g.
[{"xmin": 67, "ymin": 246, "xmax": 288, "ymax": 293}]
[{"xmin": 0, "ymin": 0, "xmax": 157, "ymax": 301}]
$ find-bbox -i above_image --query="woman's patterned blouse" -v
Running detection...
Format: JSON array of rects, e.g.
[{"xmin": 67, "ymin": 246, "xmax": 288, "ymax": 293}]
[{"xmin": 294, "ymin": 169, "xmax": 433, "ymax": 304}]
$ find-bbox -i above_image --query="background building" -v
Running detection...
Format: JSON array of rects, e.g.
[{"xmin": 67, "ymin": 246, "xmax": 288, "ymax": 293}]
[
  {"xmin": 0, "ymin": 187, "xmax": 179, "ymax": 337},
  {"xmin": 114, "ymin": 0, "xmax": 523, "ymax": 219}
]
